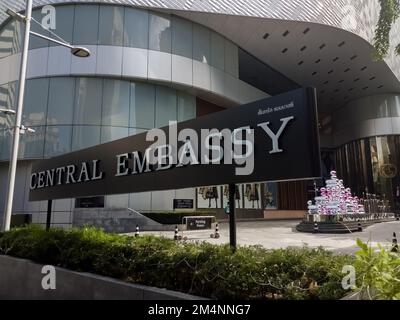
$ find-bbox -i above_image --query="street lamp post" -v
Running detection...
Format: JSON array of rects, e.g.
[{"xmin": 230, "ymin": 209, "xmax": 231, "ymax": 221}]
[
  {"xmin": 2, "ymin": 1, "xmax": 90, "ymax": 232},
  {"xmin": 2, "ymin": 0, "xmax": 33, "ymax": 232}
]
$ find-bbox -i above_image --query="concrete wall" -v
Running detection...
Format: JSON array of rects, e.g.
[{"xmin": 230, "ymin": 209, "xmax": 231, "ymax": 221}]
[{"xmin": 0, "ymin": 255, "xmax": 204, "ymax": 300}]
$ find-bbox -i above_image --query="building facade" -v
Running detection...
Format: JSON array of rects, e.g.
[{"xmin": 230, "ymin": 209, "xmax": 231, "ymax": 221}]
[{"xmin": 0, "ymin": 0, "xmax": 399, "ymax": 229}]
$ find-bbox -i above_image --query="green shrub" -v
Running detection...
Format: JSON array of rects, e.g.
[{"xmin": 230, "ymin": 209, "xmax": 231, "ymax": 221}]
[
  {"xmin": 0, "ymin": 226, "xmax": 352, "ymax": 299},
  {"xmin": 353, "ymin": 239, "xmax": 400, "ymax": 300}
]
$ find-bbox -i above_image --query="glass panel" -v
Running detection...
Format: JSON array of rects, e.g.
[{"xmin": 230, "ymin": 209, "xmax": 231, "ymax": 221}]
[
  {"xmin": 0, "ymin": 84, "xmax": 7, "ymax": 109},
  {"xmin": 101, "ymin": 126, "xmax": 128, "ymax": 143},
  {"xmin": 222, "ymin": 185, "xmax": 242, "ymax": 209},
  {"xmin": 7, "ymin": 82, "xmax": 18, "ymax": 110},
  {"xmin": 172, "ymin": 16, "xmax": 192, "ymax": 58},
  {"xmin": 243, "ymin": 183, "xmax": 261, "ymax": 209},
  {"xmin": 149, "ymin": 12, "xmax": 171, "ymax": 53},
  {"xmin": 197, "ymin": 186, "xmax": 221, "ymax": 208},
  {"xmin": 224, "ymin": 40, "xmax": 238, "ymax": 77},
  {"xmin": 177, "ymin": 91, "xmax": 196, "ymax": 122},
  {"xmin": 50, "ymin": 5, "xmax": 74, "ymax": 46},
  {"xmin": 44, "ymin": 125, "xmax": 72, "ymax": 157},
  {"xmin": 0, "ymin": 20, "xmax": 23, "ymax": 58},
  {"xmin": 47, "ymin": 77, "xmax": 75, "ymax": 125},
  {"xmin": 98, "ymin": 5, "xmax": 124, "ymax": 46},
  {"xmin": 73, "ymin": 4, "xmax": 99, "ymax": 45},
  {"xmin": 19, "ymin": 126, "xmax": 45, "ymax": 158},
  {"xmin": 23, "ymin": 78, "xmax": 49, "ymax": 126},
  {"xmin": 74, "ymin": 78, "xmax": 102, "ymax": 125},
  {"xmin": 12, "ymin": 21, "xmax": 24, "ymax": 54},
  {"xmin": 0, "ymin": 84, "xmax": 13, "ymax": 160},
  {"xmin": 0, "ymin": 22, "xmax": 13, "ymax": 58},
  {"xmin": 210, "ymin": 32, "xmax": 224, "ymax": 70},
  {"xmin": 390, "ymin": 95, "xmax": 400, "ymax": 117},
  {"xmin": 193, "ymin": 24, "xmax": 210, "ymax": 64},
  {"xmin": 0, "ymin": 126, "xmax": 11, "ymax": 160},
  {"xmin": 263, "ymin": 182, "xmax": 278, "ymax": 209},
  {"xmin": 102, "ymin": 79, "xmax": 130, "ymax": 127},
  {"xmin": 123, "ymin": 8, "xmax": 148, "ymax": 49},
  {"xmin": 130, "ymin": 82, "xmax": 155, "ymax": 129},
  {"xmin": 29, "ymin": 9, "xmax": 50, "ymax": 49},
  {"xmin": 155, "ymin": 86, "xmax": 177, "ymax": 128},
  {"xmin": 71, "ymin": 125, "xmax": 100, "ymax": 151}
]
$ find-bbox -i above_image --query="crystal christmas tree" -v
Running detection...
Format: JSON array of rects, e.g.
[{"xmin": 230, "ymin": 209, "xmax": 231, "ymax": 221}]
[{"xmin": 307, "ymin": 171, "xmax": 365, "ymax": 215}]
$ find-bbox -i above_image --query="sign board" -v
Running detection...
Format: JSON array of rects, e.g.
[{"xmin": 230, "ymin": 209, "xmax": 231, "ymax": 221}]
[
  {"xmin": 173, "ymin": 199, "xmax": 194, "ymax": 209},
  {"xmin": 29, "ymin": 87, "xmax": 321, "ymax": 201},
  {"xmin": 183, "ymin": 216, "xmax": 213, "ymax": 230}
]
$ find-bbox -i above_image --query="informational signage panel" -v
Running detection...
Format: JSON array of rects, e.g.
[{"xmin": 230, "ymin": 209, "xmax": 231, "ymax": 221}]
[
  {"xmin": 173, "ymin": 199, "xmax": 194, "ymax": 209},
  {"xmin": 29, "ymin": 88, "xmax": 321, "ymax": 201}
]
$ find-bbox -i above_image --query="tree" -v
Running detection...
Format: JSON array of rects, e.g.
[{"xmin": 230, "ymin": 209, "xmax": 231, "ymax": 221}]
[{"xmin": 373, "ymin": 0, "xmax": 400, "ymax": 59}]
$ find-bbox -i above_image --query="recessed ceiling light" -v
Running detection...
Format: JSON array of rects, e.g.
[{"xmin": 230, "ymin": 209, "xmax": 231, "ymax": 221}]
[
  {"xmin": 369, "ymin": 76, "xmax": 376, "ymax": 81},
  {"xmin": 339, "ymin": 79, "xmax": 344, "ymax": 83},
  {"xmin": 377, "ymin": 85, "xmax": 383, "ymax": 89},
  {"xmin": 319, "ymin": 44, "xmax": 326, "ymax": 50},
  {"xmin": 315, "ymin": 59, "xmax": 321, "ymax": 63},
  {"xmin": 263, "ymin": 33, "xmax": 269, "ymax": 39},
  {"xmin": 344, "ymin": 68, "xmax": 350, "ymax": 73},
  {"xmin": 312, "ymin": 71, "xmax": 317, "ymax": 76},
  {"xmin": 362, "ymin": 86, "xmax": 368, "ymax": 90},
  {"xmin": 354, "ymin": 78, "xmax": 360, "ymax": 82},
  {"xmin": 328, "ymin": 70, "xmax": 333, "ymax": 74},
  {"xmin": 361, "ymin": 66, "xmax": 367, "ymax": 71},
  {"xmin": 303, "ymin": 28, "xmax": 310, "ymax": 34},
  {"xmin": 350, "ymin": 55, "xmax": 357, "ymax": 60},
  {"xmin": 333, "ymin": 57, "xmax": 339, "ymax": 62},
  {"xmin": 298, "ymin": 61, "xmax": 304, "ymax": 66},
  {"xmin": 338, "ymin": 41, "xmax": 345, "ymax": 47},
  {"xmin": 323, "ymin": 80, "xmax": 329, "ymax": 85},
  {"xmin": 300, "ymin": 46, "xmax": 307, "ymax": 51},
  {"xmin": 282, "ymin": 48, "xmax": 288, "ymax": 53},
  {"xmin": 283, "ymin": 30, "xmax": 290, "ymax": 37}
]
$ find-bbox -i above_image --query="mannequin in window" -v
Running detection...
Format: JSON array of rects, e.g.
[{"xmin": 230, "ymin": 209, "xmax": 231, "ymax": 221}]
[
  {"xmin": 199, "ymin": 186, "xmax": 219, "ymax": 208},
  {"xmin": 245, "ymin": 183, "xmax": 259, "ymax": 208},
  {"xmin": 223, "ymin": 185, "xmax": 241, "ymax": 208}
]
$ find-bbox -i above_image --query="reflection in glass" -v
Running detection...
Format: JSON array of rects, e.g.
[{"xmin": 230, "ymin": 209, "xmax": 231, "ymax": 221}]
[
  {"xmin": 47, "ymin": 78, "xmax": 75, "ymax": 125},
  {"xmin": 23, "ymin": 78, "xmax": 49, "ymax": 126},
  {"xmin": 102, "ymin": 79, "xmax": 129, "ymax": 127},
  {"xmin": 177, "ymin": 92, "xmax": 196, "ymax": 121},
  {"xmin": 172, "ymin": 16, "xmax": 192, "ymax": 58},
  {"xmin": 123, "ymin": 8, "xmax": 149, "ymax": 49},
  {"xmin": 101, "ymin": 126, "xmax": 128, "ymax": 143},
  {"xmin": 193, "ymin": 24, "xmax": 210, "ymax": 64},
  {"xmin": 50, "ymin": 5, "xmax": 74, "ymax": 46},
  {"xmin": 155, "ymin": 86, "xmax": 177, "ymax": 128},
  {"xmin": 211, "ymin": 32, "xmax": 224, "ymax": 70},
  {"xmin": 224, "ymin": 40, "xmax": 239, "ymax": 77},
  {"xmin": 44, "ymin": 125, "xmax": 72, "ymax": 157},
  {"xmin": 19, "ymin": 126, "xmax": 45, "ymax": 158},
  {"xmin": 98, "ymin": 5, "xmax": 124, "ymax": 46},
  {"xmin": 73, "ymin": 4, "xmax": 99, "ymax": 45},
  {"xmin": 74, "ymin": 78, "xmax": 102, "ymax": 125},
  {"xmin": 149, "ymin": 13, "xmax": 171, "ymax": 53},
  {"xmin": 130, "ymin": 83, "xmax": 155, "ymax": 129},
  {"xmin": 29, "ymin": 9, "xmax": 49, "ymax": 49},
  {"xmin": 72, "ymin": 125, "xmax": 100, "ymax": 151}
]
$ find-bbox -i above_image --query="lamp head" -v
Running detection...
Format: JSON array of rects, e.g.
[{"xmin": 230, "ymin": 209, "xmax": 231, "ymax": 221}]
[{"xmin": 71, "ymin": 46, "xmax": 90, "ymax": 58}]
